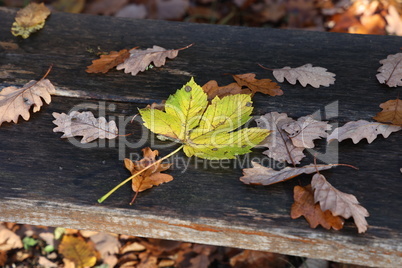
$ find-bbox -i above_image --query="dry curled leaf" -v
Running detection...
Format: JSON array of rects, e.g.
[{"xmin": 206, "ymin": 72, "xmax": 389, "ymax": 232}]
[
  {"xmin": 240, "ymin": 161, "xmax": 334, "ymax": 186},
  {"xmin": 11, "ymin": 3, "xmax": 51, "ymax": 39},
  {"xmin": 311, "ymin": 173, "xmax": 369, "ymax": 233},
  {"xmin": 52, "ymin": 111, "xmax": 118, "ymax": 143},
  {"xmin": 202, "ymin": 80, "xmax": 245, "ymax": 100},
  {"xmin": 291, "ymin": 185, "xmax": 344, "ymax": 230},
  {"xmin": 116, "ymin": 44, "xmax": 192, "ymax": 76},
  {"xmin": 376, "ymin": 52, "xmax": 402, "ymax": 87},
  {"xmin": 125, "ymin": 147, "xmax": 173, "ymax": 204},
  {"xmin": 86, "ymin": 48, "xmax": 131, "ymax": 73},
  {"xmin": 232, "ymin": 73, "xmax": 283, "ymax": 96},
  {"xmin": 0, "ymin": 79, "xmax": 55, "ymax": 127},
  {"xmin": 272, "ymin": 64, "xmax": 336, "ymax": 88},
  {"xmin": 256, "ymin": 112, "xmax": 305, "ymax": 164},
  {"xmin": 256, "ymin": 112, "xmax": 330, "ymax": 164},
  {"xmin": 58, "ymin": 235, "xmax": 97, "ymax": 268},
  {"xmin": 281, "ymin": 115, "xmax": 331, "ymax": 148},
  {"xmin": 327, "ymin": 120, "xmax": 401, "ymax": 144},
  {"xmin": 373, "ymin": 98, "xmax": 402, "ymax": 125}
]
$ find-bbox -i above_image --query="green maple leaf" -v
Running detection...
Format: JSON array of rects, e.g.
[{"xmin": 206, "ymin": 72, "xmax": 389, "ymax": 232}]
[{"xmin": 140, "ymin": 78, "xmax": 270, "ymax": 159}]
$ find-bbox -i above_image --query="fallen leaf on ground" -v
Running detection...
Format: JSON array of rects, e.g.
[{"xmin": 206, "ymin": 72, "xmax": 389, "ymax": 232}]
[
  {"xmin": 52, "ymin": 111, "xmax": 118, "ymax": 143},
  {"xmin": 58, "ymin": 235, "xmax": 97, "ymax": 268},
  {"xmin": 116, "ymin": 44, "xmax": 192, "ymax": 76},
  {"xmin": 230, "ymin": 249, "xmax": 288, "ymax": 268},
  {"xmin": 0, "ymin": 225, "xmax": 23, "ymax": 251},
  {"xmin": 202, "ymin": 80, "xmax": 245, "ymax": 100},
  {"xmin": 189, "ymin": 245, "xmax": 217, "ymax": 268},
  {"xmin": 291, "ymin": 185, "xmax": 344, "ymax": 230},
  {"xmin": 90, "ymin": 232, "xmax": 120, "ymax": 259},
  {"xmin": 138, "ymin": 252, "xmax": 158, "ymax": 267},
  {"xmin": 255, "ymin": 112, "xmax": 329, "ymax": 164},
  {"xmin": 272, "ymin": 64, "xmax": 336, "ymax": 88},
  {"xmin": 327, "ymin": 120, "xmax": 401, "ymax": 144},
  {"xmin": 125, "ymin": 147, "xmax": 173, "ymax": 204},
  {"xmin": 385, "ymin": 5, "xmax": 402, "ymax": 36},
  {"xmin": 232, "ymin": 73, "xmax": 283, "ymax": 96},
  {"xmin": 376, "ymin": 52, "xmax": 402, "ymax": 87},
  {"xmin": 154, "ymin": 0, "xmax": 190, "ymax": 20},
  {"xmin": 120, "ymin": 242, "xmax": 146, "ymax": 254},
  {"xmin": 312, "ymin": 173, "xmax": 369, "ymax": 233},
  {"xmin": 38, "ymin": 256, "xmax": 58, "ymax": 268},
  {"xmin": 373, "ymin": 98, "xmax": 402, "ymax": 125},
  {"xmin": 0, "ymin": 79, "xmax": 55, "ymax": 127},
  {"xmin": 11, "ymin": 3, "xmax": 51, "ymax": 39},
  {"xmin": 140, "ymin": 78, "xmax": 269, "ymax": 159},
  {"xmin": 240, "ymin": 161, "xmax": 334, "ymax": 186},
  {"xmin": 86, "ymin": 48, "xmax": 131, "ymax": 73},
  {"xmin": 281, "ymin": 115, "xmax": 331, "ymax": 148}
]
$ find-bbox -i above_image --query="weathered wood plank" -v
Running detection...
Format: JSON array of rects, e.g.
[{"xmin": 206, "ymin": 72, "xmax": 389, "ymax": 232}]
[{"xmin": 0, "ymin": 7, "xmax": 401, "ymax": 267}]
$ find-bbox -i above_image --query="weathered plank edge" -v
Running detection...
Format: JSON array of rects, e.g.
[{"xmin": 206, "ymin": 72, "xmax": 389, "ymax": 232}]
[{"xmin": 1, "ymin": 198, "xmax": 399, "ymax": 267}]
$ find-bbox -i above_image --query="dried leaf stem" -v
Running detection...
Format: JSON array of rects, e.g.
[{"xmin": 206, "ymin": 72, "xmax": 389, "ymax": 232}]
[{"xmin": 97, "ymin": 145, "xmax": 184, "ymax": 203}]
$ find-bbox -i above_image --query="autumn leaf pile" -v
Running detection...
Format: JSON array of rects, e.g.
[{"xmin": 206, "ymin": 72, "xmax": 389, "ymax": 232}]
[
  {"xmin": 0, "ymin": 222, "xmax": 293, "ymax": 267},
  {"xmin": 5, "ymin": 0, "xmax": 402, "ymax": 36}
]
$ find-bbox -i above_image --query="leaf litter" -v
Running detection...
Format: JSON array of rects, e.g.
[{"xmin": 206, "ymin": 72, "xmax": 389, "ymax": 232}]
[{"xmin": 0, "ymin": 222, "xmax": 294, "ymax": 267}]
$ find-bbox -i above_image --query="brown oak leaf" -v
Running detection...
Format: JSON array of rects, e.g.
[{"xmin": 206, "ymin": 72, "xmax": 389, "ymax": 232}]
[
  {"xmin": 52, "ymin": 111, "xmax": 118, "ymax": 143},
  {"xmin": 376, "ymin": 52, "xmax": 402, "ymax": 87},
  {"xmin": 312, "ymin": 173, "xmax": 369, "ymax": 233},
  {"xmin": 272, "ymin": 64, "xmax": 336, "ymax": 88},
  {"xmin": 256, "ymin": 112, "xmax": 331, "ymax": 164},
  {"xmin": 125, "ymin": 147, "xmax": 173, "ymax": 204},
  {"xmin": 327, "ymin": 120, "xmax": 401, "ymax": 144},
  {"xmin": 116, "ymin": 44, "xmax": 192, "ymax": 76},
  {"xmin": 291, "ymin": 185, "xmax": 344, "ymax": 230},
  {"xmin": 202, "ymin": 80, "xmax": 245, "ymax": 100},
  {"xmin": 232, "ymin": 73, "xmax": 283, "ymax": 96},
  {"xmin": 0, "ymin": 79, "xmax": 55, "ymax": 127},
  {"xmin": 255, "ymin": 112, "xmax": 305, "ymax": 164},
  {"xmin": 282, "ymin": 115, "xmax": 331, "ymax": 148},
  {"xmin": 86, "ymin": 49, "xmax": 131, "ymax": 73},
  {"xmin": 240, "ymin": 161, "xmax": 334, "ymax": 186},
  {"xmin": 373, "ymin": 98, "xmax": 402, "ymax": 125}
]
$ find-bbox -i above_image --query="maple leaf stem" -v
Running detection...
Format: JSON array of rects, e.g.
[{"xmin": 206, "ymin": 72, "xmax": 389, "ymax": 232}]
[{"xmin": 97, "ymin": 145, "xmax": 184, "ymax": 203}]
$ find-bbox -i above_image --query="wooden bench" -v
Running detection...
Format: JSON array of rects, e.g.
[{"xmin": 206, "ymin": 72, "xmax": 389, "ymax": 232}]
[{"xmin": 0, "ymin": 7, "xmax": 401, "ymax": 267}]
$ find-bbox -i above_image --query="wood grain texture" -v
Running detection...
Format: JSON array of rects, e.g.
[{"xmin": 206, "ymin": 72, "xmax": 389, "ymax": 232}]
[{"xmin": 0, "ymin": 7, "xmax": 401, "ymax": 266}]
